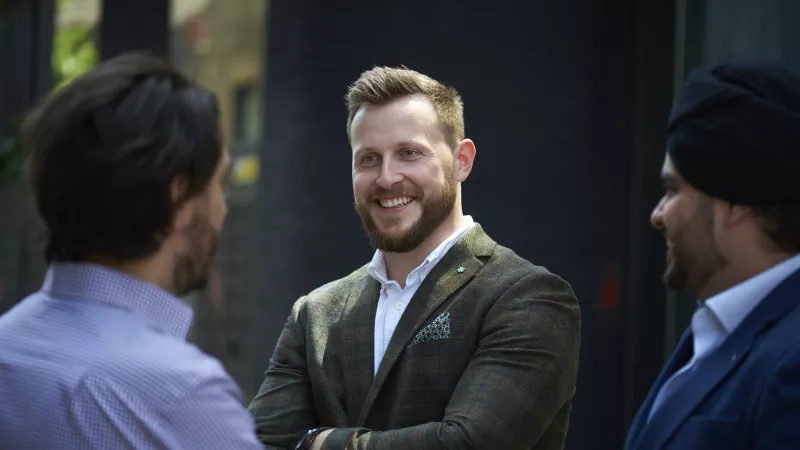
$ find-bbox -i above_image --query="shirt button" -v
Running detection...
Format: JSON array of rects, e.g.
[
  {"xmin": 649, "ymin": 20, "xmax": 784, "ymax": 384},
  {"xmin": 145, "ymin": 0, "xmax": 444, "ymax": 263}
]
[{"xmin": 394, "ymin": 302, "xmax": 403, "ymax": 310}]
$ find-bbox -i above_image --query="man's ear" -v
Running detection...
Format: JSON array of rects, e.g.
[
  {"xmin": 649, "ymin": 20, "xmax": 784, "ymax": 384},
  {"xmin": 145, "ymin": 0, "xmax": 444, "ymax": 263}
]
[
  {"xmin": 720, "ymin": 202, "xmax": 754, "ymax": 228},
  {"xmin": 171, "ymin": 177, "xmax": 193, "ymax": 232},
  {"xmin": 453, "ymin": 138, "xmax": 476, "ymax": 183}
]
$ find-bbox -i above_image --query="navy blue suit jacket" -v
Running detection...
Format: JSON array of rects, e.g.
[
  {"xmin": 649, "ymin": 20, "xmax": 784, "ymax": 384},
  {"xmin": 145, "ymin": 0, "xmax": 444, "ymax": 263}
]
[{"xmin": 625, "ymin": 268, "xmax": 800, "ymax": 450}]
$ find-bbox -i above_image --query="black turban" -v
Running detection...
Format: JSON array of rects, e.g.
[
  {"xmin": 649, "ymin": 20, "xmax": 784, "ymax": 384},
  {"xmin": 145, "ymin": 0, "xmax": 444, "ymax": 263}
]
[{"xmin": 667, "ymin": 62, "xmax": 800, "ymax": 206}]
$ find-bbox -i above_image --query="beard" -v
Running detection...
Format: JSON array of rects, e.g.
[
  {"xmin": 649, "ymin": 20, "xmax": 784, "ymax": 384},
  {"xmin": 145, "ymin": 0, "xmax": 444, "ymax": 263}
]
[
  {"xmin": 663, "ymin": 200, "xmax": 728, "ymax": 298},
  {"xmin": 172, "ymin": 210, "xmax": 220, "ymax": 297},
  {"xmin": 354, "ymin": 167, "xmax": 457, "ymax": 254}
]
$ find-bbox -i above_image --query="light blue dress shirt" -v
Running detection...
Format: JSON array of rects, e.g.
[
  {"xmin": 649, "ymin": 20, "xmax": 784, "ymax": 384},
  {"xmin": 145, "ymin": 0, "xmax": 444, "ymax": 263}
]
[{"xmin": 0, "ymin": 263, "xmax": 263, "ymax": 449}]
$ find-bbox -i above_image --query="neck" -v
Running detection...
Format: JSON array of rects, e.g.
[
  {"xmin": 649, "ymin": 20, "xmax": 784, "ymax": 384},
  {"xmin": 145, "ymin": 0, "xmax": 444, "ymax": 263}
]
[
  {"xmin": 697, "ymin": 251, "xmax": 796, "ymax": 300},
  {"xmin": 88, "ymin": 253, "xmax": 175, "ymax": 294},
  {"xmin": 384, "ymin": 210, "xmax": 465, "ymax": 287}
]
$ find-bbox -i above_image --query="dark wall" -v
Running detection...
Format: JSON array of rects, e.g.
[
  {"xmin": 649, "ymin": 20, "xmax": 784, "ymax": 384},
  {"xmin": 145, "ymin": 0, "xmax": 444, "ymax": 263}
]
[
  {"xmin": 100, "ymin": 0, "xmax": 168, "ymax": 60},
  {"xmin": 622, "ymin": 0, "xmax": 675, "ymax": 431},
  {"xmin": 0, "ymin": 0, "xmax": 52, "ymax": 135},
  {"xmin": 0, "ymin": 0, "xmax": 53, "ymax": 313},
  {"xmin": 257, "ymin": 1, "xmax": 674, "ymax": 448}
]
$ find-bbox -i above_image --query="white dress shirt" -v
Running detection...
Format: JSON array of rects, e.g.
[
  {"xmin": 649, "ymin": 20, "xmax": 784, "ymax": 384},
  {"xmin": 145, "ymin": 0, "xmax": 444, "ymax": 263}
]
[
  {"xmin": 367, "ymin": 215, "xmax": 476, "ymax": 375},
  {"xmin": 649, "ymin": 253, "xmax": 800, "ymax": 419}
]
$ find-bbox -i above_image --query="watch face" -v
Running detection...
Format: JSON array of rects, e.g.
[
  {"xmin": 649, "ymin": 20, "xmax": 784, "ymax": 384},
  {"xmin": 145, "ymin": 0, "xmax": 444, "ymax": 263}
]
[{"xmin": 295, "ymin": 429, "xmax": 316, "ymax": 450}]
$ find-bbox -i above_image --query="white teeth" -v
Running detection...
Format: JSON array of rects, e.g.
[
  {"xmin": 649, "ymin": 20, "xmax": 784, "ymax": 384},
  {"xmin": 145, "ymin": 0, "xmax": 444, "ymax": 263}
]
[{"xmin": 380, "ymin": 196, "xmax": 412, "ymax": 208}]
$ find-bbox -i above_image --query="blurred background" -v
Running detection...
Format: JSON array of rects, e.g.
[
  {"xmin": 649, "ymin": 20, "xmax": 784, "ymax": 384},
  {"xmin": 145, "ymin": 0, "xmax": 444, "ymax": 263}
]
[{"xmin": 1, "ymin": 0, "xmax": 799, "ymax": 448}]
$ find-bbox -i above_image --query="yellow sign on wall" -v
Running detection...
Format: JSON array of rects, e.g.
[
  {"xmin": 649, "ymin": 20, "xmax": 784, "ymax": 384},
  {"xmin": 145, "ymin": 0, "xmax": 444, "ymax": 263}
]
[{"xmin": 232, "ymin": 154, "xmax": 259, "ymax": 186}]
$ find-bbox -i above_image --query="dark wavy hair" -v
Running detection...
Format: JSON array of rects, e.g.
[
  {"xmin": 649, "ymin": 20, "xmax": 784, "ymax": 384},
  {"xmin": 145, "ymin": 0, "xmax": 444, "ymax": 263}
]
[{"xmin": 22, "ymin": 53, "xmax": 222, "ymax": 263}]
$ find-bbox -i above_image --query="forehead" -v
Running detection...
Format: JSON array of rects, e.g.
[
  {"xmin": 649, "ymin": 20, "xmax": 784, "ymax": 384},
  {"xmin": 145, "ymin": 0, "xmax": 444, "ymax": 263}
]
[
  {"xmin": 661, "ymin": 154, "xmax": 681, "ymax": 180},
  {"xmin": 661, "ymin": 154, "xmax": 709, "ymax": 202},
  {"xmin": 350, "ymin": 96, "xmax": 442, "ymax": 148}
]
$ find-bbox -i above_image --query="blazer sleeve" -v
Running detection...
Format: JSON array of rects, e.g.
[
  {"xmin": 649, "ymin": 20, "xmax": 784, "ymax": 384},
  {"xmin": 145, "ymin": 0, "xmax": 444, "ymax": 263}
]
[
  {"xmin": 322, "ymin": 268, "xmax": 581, "ymax": 450},
  {"xmin": 754, "ymin": 345, "xmax": 800, "ymax": 449},
  {"xmin": 247, "ymin": 297, "xmax": 316, "ymax": 450}
]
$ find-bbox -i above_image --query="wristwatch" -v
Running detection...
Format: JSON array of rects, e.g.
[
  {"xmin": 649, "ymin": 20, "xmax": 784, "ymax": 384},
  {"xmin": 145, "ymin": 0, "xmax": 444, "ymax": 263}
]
[{"xmin": 295, "ymin": 428, "xmax": 327, "ymax": 450}]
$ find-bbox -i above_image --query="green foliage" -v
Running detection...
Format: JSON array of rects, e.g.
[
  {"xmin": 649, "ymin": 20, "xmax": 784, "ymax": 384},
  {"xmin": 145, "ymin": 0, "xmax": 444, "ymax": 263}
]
[{"xmin": 52, "ymin": 7, "xmax": 99, "ymax": 89}]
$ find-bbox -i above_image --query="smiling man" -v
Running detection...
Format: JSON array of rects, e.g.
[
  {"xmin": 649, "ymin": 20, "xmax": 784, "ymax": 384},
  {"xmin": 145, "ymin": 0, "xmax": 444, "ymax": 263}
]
[
  {"xmin": 247, "ymin": 67, "xmax": 581, "ymax": 450},
  {"xmin": 625, "ymin": 63, "xmax": 800, "ymax": 450}
]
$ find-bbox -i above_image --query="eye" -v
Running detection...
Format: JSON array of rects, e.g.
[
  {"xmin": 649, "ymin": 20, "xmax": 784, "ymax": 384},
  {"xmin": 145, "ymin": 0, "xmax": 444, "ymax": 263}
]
[
  {"xmin": 360, "ymin": 153, "xmax": 378, "ymax": 164},
  {"xmin": 400, "ymin": 149, "xmax": 418, "ymax": 158}
]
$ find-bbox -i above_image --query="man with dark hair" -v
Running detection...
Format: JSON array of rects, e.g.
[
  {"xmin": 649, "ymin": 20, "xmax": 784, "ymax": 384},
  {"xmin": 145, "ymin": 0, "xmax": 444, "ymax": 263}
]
[
  {"xmin": 0, "ymin": 53, "xmax": 262, "ymax": 449},
  {"xmin": 247, "ymin": 66, "xmax": 581, "ymax": 450},
  {"xmin": 626, "ymin": 63, "xmax": 800, "ymax": 450}
]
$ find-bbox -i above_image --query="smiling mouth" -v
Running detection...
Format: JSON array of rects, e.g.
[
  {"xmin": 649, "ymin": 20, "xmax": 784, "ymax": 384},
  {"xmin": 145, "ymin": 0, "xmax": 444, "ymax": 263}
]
[{"xmin": 376, "ymin": 196, "xmax": 415, "ymax": 209}]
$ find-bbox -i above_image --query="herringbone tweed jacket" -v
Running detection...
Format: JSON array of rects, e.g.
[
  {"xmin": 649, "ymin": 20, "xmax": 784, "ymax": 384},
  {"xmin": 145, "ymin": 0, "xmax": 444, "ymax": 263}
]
[{"xmin": 248, "ymin": 225, "xmax": 581, "ymax": 449}]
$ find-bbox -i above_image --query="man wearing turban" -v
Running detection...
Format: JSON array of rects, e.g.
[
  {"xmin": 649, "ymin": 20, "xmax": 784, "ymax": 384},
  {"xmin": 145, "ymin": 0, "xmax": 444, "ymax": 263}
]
[{"xmin": 625, "ymin": 63, "xmax": 800, "ymax": 450}]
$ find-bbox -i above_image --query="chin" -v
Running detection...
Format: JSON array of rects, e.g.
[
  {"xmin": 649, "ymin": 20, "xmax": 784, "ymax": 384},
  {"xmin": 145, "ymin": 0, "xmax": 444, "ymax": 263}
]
[
  {"xmin": 374, "ymin": 215, "xmax": 415, "ymax": 230},
  {"xmin": 664, "ymin": 269, "xmax": 691, "ymax": 294},
  {"xmin": 376, "ymin": 227, "xmax": 410, "ymax": 241}
]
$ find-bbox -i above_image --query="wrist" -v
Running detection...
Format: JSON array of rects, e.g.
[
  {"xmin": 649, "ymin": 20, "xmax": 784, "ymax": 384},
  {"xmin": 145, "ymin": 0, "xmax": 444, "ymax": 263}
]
[{"xmin": 295, "ymin": 428, "xmax": 331, "ymax": 450}]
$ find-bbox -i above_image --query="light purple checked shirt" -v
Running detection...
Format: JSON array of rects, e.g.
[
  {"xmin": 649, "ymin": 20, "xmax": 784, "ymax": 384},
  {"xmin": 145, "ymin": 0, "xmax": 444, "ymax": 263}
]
[{"xmin": 0, "ymin": 263, "xmax": 263, "ymax": 449}]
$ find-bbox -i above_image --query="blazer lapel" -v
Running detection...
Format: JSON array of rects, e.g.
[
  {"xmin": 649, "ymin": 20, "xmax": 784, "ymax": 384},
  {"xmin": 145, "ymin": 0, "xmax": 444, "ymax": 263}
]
[
  {"xmin": 625, "ymin": 329, "xmax": 693, "ymax": 450},
  {"xmin": 340, "ymin": 273, "xmax": 380, "ymax": 425},
  {"xmin": 355, "ymin": 225, "xmax": 496, "ymax": 426},
  {"xmin": 634, "ymin": 267, "xmax": 800, "ymax": 450}
]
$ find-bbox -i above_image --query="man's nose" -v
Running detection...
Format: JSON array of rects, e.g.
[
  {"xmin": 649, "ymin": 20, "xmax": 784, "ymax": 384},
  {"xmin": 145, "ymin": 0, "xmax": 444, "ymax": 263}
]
[
  {"xmin": 650, "ymin": 198, "xmax": 665, "ymax": 230},
  {"xmin": 376, "ymin": 160, "xmax": 402, "ymax": 189}
]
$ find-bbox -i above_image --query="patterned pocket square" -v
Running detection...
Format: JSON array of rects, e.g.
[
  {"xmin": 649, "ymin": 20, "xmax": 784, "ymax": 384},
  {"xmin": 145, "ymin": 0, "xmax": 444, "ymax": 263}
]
[{"xmin": 411, "ymin": 312, "xmax": 452, "ymax": 345}]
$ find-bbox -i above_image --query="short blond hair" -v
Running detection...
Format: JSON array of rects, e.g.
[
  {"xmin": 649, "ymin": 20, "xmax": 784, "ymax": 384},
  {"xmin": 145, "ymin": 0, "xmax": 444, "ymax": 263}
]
[{"xmin": 346, "ymin": 66, "xmax": 464, "ymax": 149}]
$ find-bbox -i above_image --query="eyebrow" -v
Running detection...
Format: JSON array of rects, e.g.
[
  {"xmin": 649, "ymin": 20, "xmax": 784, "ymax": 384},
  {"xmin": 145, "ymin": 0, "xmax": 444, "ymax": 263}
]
[
  {"xmin": 397, "ymin": 140, "xmax": 435, "ymax": 153},
  {"xmin": 354, "ymin": 141, "xmax": 430, "ymax": 154}
]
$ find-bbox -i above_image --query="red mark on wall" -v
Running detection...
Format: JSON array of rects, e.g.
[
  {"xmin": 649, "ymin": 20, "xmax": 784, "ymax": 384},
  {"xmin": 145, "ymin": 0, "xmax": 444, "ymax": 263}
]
[
  {"xmin": 185, "ymin": 13, "xmax": 208, "ymax": 43},
  {"xmin": 600, "ymin": 264, "xmax": 621, "ymax": 310}
]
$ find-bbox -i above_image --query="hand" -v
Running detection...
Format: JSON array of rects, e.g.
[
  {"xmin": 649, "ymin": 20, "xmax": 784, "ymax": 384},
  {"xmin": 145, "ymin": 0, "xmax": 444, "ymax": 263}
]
[{"xmin": 309, "ymin": 429, "xmax": 334, "ymax": 450}]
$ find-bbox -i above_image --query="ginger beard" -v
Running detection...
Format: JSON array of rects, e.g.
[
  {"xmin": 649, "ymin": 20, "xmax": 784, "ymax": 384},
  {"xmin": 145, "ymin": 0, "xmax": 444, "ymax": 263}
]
[{"xmin": 355, "ymin": 163, "xmax": 456, "ymax": 253}]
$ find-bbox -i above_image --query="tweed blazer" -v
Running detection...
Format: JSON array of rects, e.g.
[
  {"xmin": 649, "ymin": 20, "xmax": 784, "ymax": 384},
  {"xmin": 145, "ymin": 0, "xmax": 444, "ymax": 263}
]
[{"xmin": 248, "ymin": 225, "xmax": 581, "ymax": 449}]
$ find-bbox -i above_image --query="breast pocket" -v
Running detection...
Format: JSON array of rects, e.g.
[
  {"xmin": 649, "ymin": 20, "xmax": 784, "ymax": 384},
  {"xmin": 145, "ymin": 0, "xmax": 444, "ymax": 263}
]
[
  {"xmin": 403, "ymin": 308, "xmax": 471, "ymax": 363},
  {"xmin": 402, "ymin": 333, "xmax": 472, "ymax": 380},
  {"xmin": 667, "ymin": 416, "xmax": 746, "ymax": 450}
]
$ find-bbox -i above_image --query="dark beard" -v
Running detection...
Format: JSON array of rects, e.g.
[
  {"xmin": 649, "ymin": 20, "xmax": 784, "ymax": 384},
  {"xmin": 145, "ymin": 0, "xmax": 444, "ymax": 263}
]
[
  {"xmin": 663, "ymin": 200, "xmax": 727, "ymax": 298},
  {"xmin": 172, "ymin": 212, "xmax": 219, "ymax": 296},
  {"xmin": 355, "ymin": 169, "xmax": 456, "ymax": 254}
]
